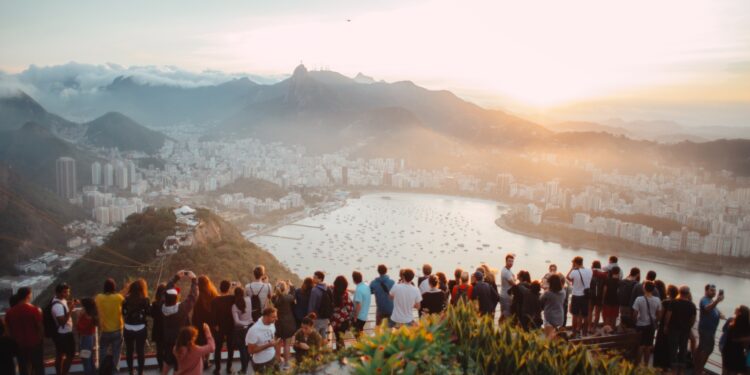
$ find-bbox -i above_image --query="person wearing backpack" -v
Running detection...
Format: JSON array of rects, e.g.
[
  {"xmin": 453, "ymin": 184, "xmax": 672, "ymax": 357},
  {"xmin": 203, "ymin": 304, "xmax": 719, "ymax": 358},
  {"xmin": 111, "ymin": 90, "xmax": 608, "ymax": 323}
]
[
  {"xmin": 308, "ymin": 271, "xmax": 332, "ymax": 339},
  {"xmin": 245, "ymin": 266, "xmax": 272, "ymax": 322},
  {"xmin": 566, "ymin": 256, "xmax": 592, "ymax": 337},
  {"xmin": 451, "ymin": 271, "xmax": 473, "ymax": 306},
  {"xmin": 49, "ymin": 283, "xmax": 77, "ymax": 375},
  {"xmin": 122, "ymin": 279, "xmax": 150, "ymax": 375},
  {"xmin": 618, "ymin": 267, "xmax": 640, "ymax": 329},
  {"xmin": 587, "ymin": 260, "xmax": 607, "ymax": 332},
  {"xmin": 369, "ymin": 265, "xmax": 395, "ymax": 326},
  {"xmin": 5, "ymin": 287, "xmax": 44, "ymax": 375},
  {"xmin": 95, "ymin": 278, "xmax": 124, "ymax": 373}
]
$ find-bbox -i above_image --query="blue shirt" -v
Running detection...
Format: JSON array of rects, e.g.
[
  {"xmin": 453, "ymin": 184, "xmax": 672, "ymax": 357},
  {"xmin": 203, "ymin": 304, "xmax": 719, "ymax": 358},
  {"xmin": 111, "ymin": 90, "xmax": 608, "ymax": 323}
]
[
  {"xmin": 369, "ymin": 275, "xmax": 395, "ymax": 315},
  {"xmin": 353, "ymin": 282, "xmax": 371, "ymax": 321},
  {"xmin": 698, "ymin": 296, "xmax": 720, "ymax": 333}
]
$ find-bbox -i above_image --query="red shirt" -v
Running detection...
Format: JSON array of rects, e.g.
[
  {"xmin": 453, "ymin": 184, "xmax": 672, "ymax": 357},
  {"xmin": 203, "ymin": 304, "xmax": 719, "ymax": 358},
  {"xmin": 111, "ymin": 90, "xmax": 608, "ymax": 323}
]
[
  {"xmin": 4, "ymin": 303, "xmax": 42, "ymax": 348},
  {"xmin": 77, "ymin": 312, "xmax": 96, "ymax": 336}
]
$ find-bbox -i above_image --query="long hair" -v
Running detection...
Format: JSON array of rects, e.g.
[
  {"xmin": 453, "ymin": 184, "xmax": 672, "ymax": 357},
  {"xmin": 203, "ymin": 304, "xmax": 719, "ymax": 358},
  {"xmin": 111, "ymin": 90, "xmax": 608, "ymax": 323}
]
[
  {"xmin": 436, "ymin": 272, "xmax": 448, "ymax": 291},
  {"xmin": 175, "ymin": 326, "xmax": 198, "ymax": 353},
  {"xmin": 233, "ymin": 287, "xmax": 246, "ymax": 313},
  {"xmin": 301, "ymin": 277, "xmax": 314, "ymax": 296},
  {"xmin": 333, "ymin": 275, "xmax": 348, "ymax": 307},
  {"xmin": 197, "ymin": 275, "xmax": 218, "ymax": 311},
  {"xmin": 548, "ymin": 274, "xmax": 563, "ymax": 293},
  {"xmin": 730, "ymin": 305, "xmax": 749, "ymax": 331},
  {"xmin": 80, "ymin": 297, "xmax": 98, "ymax": 326},
  {"xmin": 127, "ymin": 278, "xmax": 148, "ymax": 301},
  {"xmin": 274, "ymin": 281, "xmax": 289, "ymax": 300}
]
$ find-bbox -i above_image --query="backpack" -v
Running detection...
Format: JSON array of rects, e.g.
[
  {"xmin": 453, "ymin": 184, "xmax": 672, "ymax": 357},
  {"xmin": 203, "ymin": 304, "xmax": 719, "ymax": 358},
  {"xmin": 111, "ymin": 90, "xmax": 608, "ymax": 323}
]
[
  {"xmin": 43, "ymin": 299, "xmax": 65, "ymax": 338},
  {"xmin": 589, "ymin": 274, "xmax": 604, "ymax": 302},
  {"xmin": 318, "ymin": 287, "xmax": 334, "ymax": 319},
  {"xmin": 250, "ymin": 284, "xmax": 266, "ymax": 322},
  {"xmin": 618, "ymin": 279, "xmax": 636, "ymax": 307}
]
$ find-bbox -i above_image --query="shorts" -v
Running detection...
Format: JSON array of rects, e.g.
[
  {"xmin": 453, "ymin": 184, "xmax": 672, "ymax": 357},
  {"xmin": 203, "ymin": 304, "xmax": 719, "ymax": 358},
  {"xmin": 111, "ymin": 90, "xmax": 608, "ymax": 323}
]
[
  {"xmin": 637, "ymin": 325, "xmax": 656, "ymax": 346},
  {"xmin": 602, "ymin": 305, "xmax": 619, "ymax": 320},
  {"xmin": 53, "ymin": 332, "xmax": 76, "ymax": 357},
  {"xmin": 570, "ymin": 296, "xmax": 589, "ymax": 317},
  {"xmin": 697, "ymin": 330, "xmax": 715, "ymax": 355}
]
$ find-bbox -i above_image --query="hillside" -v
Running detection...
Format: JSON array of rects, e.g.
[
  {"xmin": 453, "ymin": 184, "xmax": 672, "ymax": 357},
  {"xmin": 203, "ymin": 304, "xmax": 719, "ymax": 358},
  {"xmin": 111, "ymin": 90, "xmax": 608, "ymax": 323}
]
[
  {"xmin": 39, "ymin": 207, "xmax": 300, "ymax": 302},
  {"xmin": 0, "ymin": 91, "xmax": 84, "ymax": 138},
  {"xmin": 0, "ymin": 122, "xmax": 99, "ymax": 189},
  {"xmin": 0, "ymin": 164, "xmax": 85, "ymax": 275},
  {"xmin": 84, "ymin": 111, "xmax": 167, "ymax": 153}
]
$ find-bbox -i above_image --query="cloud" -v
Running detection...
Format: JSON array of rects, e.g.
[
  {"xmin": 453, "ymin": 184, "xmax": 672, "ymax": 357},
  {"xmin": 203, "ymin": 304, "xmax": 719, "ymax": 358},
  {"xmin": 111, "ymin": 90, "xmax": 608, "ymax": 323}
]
[{"xmin": 0, "ymin": 71, "xmax": 38, "ymax": 98}]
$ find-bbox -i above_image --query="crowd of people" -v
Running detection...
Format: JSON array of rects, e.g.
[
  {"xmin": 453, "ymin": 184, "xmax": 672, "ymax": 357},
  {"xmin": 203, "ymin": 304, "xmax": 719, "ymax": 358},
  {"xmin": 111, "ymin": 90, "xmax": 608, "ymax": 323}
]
[{"xmin": 1, "ymin": 255, "xmax": 749, "ymax": 375}]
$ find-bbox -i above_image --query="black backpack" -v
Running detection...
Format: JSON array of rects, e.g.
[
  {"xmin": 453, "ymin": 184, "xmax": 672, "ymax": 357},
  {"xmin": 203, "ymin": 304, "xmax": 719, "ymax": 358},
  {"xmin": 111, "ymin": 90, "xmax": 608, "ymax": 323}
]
[
  {"xmin": 250, "ymin": 284, "xmax": 266, "ymax": 322},
  {"xmin": 43, "ymin": 299, "xmax": 64, "ymax": 338},
  {"xmin": 618, "ymin": 279, "xmax": 636, "ymax": 307},
  {"xmin": 590, "ymin": 275, "xmax": 604, "ymax": 302},
  {"xmin": 318, "ymin": 287, "xmax": 334, "ymax": 319}
]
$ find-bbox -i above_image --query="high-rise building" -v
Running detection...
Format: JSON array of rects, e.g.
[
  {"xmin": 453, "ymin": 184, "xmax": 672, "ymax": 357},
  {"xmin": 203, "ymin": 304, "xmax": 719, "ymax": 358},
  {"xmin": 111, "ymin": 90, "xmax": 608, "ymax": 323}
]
[
  {"xmin": 91, "ymin": 161, "xmax": 101, "ymax": 185},
  {"xmin": 114, "ymin": 162, "xmax": 128, "ymax": 190},
  {"xmin": 103, "ymin": 163, "xmax": 114, "ymax": 187},
  {"xmin": 56, "ymin": 157, "xmax": 77, "ymax": 200},
  {"xmin": 127, "ymin": 160, "xmax": 137, "ymax": 184}
]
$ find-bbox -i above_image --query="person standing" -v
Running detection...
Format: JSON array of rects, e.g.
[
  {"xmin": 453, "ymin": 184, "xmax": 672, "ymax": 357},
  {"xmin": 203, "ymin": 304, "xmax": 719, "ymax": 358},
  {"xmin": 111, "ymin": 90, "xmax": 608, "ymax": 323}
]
[
  {"xmin": 694, "ymin": 284, "xmax": 724, "ymax": 374},
  {"xmin": 246, "ymin": 307, "xmax": 280, "ymax": 373},
  {"xmin": 499, "ymin": 254, "xmax": 517, "ymax": 322},
  {"xmin": 588, "ymin": 260, "xmax": 607, "ymax": 331},
  {"xmin": 653, "ymin": 284, "xmax": 678, "ymax": 370},
  {"xmin": 330, "ymin": 276, "xmax": 353, "ymax": 351},
  {"xmin": 293, "ymin": 278, "xmax": 314, "ymax": 328},
  {"xmin": 447, "ymin": 268, "xmax": 463, "ymax": 297},
  {"xmin": 0, "ymin": 318, "xmax": 18, "ymax": 375},
  {"xmin": 601, "ymin": 266, "xmax": 621, "ymax": 328},
  {"xmin": 75, "ymin": 298, "xmax": 98, "ymax": 375},
  {"xmin": 173, "ymin": 323, "xmax": 215, "ymax": 375},
  {"xmin": 451, "ymin": 271, "xmax": 473, "ymax": 306},
  {"xmin": 370, "ymin": 265, "xmax": 395, "ymax": 326},
  {"xmin": 603, "ymin": 256, "xmax": 619, "ymax": 272},
  {"xmin": 5, "ymin": 287, "xmax": 44, "ymax": 375},
  {"xmin": 721, "ymin": 305, "xmax": 750, "ymax": 375},
  {"xmin": 246, "ymin": 266, "xmax": 273, "ymax": 321},
  {"xmin": 471, "ymin": 271, "xmax": 496, "ymax": 317},
  {"xmin": 193, "ymin": 276, "xmax": 218, "ymax": 371},
  {"xmin": 421, "ymin": 275, "xmax": 446, "ymax": 315},
  {"xmin": 308, "ymin": 271, "xmax": 332, "ymax": 339},
  {"xmin": 150, "ymin": 284, "xmax": 167, "ymax": 372},
  {"xmin": 663, "ymin": 285, "xmax": 696, "ymax": 374},
  {"xmin": 51, "ymin": 283, "xmax": 76, "ymax": 375},
  {"xmin": 96, "ymin": 278, "xmax": 124, "ymax": 373},
  {"xmin": 161, "ymin": 270, "xmax": 198, "ymax": 375},
  {"xmin": 122, "ymin": 279, "xmax": 150, "ymax": 375},
  {"xmin": 352, "ymin": 271, "xmax": 371, "ymax": 335},
  {"xmin": 231, "ymin": 287, "xmax": 252, "ymax": 375},
  {"xmin": 618, "ymin": 267, "xmax": 640, "ymax": 329},
  {"xmin": 632, "ymin": 281, "xmax": 662, "ymax": 366},
  {"xmin": 388, "ymin": 269, "xmax": 422, "ymax": 328},
  {"xmin": 210, "ymin": 280, "xmax": 236, "ymax": 375},
  {"xmin": 417, "ymin": 264, "xmax": 432, "ymax": 295},
  {"xmin": 566, "ymin": 256, "xmax": 592, "ymax": 337},
  {"xmin": 272, "ymin": 281, "xmax": 296, "ymax": 368},
  {"xmin": 540, "ymin": 274, "xmax": 565, "ymax": 339}
]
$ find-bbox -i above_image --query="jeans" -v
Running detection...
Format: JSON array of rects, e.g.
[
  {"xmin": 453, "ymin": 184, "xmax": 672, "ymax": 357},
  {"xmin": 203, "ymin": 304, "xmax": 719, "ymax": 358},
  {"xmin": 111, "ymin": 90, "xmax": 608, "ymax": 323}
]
[
  {"xmin": 214, "ymin": 329, "xmax": 235, "ymax": 371},
  {"xmin": 79, "ymin": 334, "xmax": 97, "ymax": 375},
  {"xmin": 16, "ymin": 344, "xmax": 44, "ymax": 375},
  {"xmin": 99, "ymin": 330, "xmax": 123, "ymax": 371},
  {"xmin": 233, "ymin": 326, "xmax": 250, "ymax": 372},
  {"xmin": 124, "ymin": 328, "xmax": 146, "ymax": 374}
]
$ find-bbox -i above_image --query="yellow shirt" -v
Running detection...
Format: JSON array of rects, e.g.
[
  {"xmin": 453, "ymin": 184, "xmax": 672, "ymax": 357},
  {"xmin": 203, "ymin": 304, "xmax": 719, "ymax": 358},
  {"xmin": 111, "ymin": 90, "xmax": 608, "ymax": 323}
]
[{"xmin": 95, "ymin": 293, "xmax": 124, "ymax": 333}]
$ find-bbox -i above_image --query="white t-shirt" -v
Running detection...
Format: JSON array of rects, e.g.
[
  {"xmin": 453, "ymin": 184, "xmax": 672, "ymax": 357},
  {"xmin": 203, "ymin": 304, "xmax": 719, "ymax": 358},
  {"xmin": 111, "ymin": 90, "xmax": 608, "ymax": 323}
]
[
  {"xmin": 418, "ymin": 278, "xmax": 431, "ymax": 295},
  {"xmin": 245, "ymin": 281, "xmax": 272, "ymax": 310},
  {"xmin": 245, "ymin": 319, "xmax": 276, "ymax": 364},
  {"xmin": 51, "ymin": 298, "xmax": 72, "ymax": 334},
  {"xmin": 632, "ymin": 295, "xmax": 661, "ymax": 327},
  {"xmin": 500, "ymin": 267, "xmax": 515, "ymax": 297},
  {"xmin": 570, "ymin": 268, "xmax": 592, "ymax": 297},
  {"xmin": 389, "ymin": 283, "xmax": 422, "ymax": 324}
]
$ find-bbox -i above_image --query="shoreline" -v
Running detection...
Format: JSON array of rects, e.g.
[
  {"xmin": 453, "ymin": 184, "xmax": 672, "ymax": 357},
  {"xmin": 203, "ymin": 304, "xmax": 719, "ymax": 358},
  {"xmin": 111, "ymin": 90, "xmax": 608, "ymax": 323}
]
[{"xmin": 495, "ymin": 217, "xmax": 750, "ymax": 279}]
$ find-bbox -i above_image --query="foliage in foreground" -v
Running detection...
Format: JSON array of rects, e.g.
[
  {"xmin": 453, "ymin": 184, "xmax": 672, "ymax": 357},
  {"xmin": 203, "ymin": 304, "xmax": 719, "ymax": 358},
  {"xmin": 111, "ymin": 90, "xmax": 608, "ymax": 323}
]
[{"xmin": 290, "ymin": 302, "xmax": 656, "ymax": 375}]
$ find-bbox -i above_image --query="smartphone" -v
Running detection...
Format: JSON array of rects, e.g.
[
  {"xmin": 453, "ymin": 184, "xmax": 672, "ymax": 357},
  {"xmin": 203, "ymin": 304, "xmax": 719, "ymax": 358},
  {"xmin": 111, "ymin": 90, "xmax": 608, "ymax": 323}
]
[{"xmin": 719, "ymin": 289, "xmax": 724, "ymax": 296}]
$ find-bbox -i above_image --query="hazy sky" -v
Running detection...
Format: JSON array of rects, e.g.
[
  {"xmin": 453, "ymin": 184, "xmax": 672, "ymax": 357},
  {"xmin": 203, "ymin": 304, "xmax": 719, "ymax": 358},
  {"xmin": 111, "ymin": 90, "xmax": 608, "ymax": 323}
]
[{"xmin": 1, "ymin": 0, "xmax": 749, "ymax": 127}]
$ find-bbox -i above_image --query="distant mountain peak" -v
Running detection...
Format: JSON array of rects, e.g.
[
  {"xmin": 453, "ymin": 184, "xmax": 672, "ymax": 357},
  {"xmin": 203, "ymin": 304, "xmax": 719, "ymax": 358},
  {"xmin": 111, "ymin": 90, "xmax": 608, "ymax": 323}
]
[
  {"xmin": 354, "ymin": 72, "xmax": 375, "ymax": 84},
  {"xmin": 292, "ymin": 64, "xmax": 308, "ymax": 77}
]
